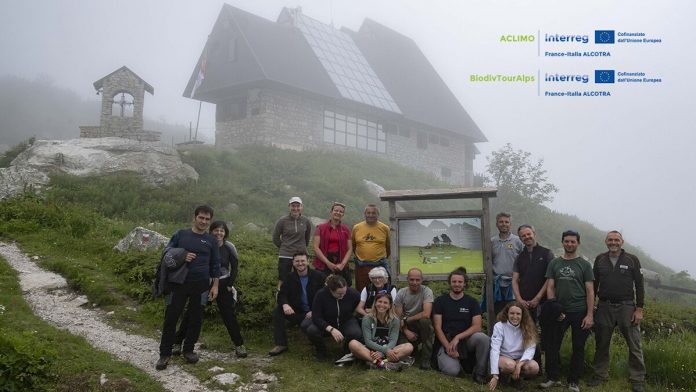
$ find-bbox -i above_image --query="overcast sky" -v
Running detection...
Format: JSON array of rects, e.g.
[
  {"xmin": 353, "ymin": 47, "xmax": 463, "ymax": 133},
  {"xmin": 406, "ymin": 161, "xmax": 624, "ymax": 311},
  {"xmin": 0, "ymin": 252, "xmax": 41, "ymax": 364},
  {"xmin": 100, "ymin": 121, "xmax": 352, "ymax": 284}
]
[{"xmin": 2, "ymin": 0, "xmax": 694, "ymax": 276}]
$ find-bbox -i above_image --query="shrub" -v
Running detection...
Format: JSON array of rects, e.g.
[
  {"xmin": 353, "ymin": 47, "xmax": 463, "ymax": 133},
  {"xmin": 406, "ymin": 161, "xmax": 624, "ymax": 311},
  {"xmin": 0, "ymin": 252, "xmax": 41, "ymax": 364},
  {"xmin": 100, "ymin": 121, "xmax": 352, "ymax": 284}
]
[
  {"xmin": 0, "ymin": 137, "xmax": 35, "ymax": 168},
  {"xmin": 0, "ymin": 331, "xmax": 56, "ymax": 391}
]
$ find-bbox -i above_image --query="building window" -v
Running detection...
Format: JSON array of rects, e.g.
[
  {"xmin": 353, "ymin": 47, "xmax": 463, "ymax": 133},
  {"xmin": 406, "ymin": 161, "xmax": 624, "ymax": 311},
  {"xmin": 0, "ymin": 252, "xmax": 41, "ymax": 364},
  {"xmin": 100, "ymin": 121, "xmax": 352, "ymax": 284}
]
[
  {"xmin": 440, "ymin": 137, "xmax": 450, "ymax": 147},
  {"xmin": 111, "ymin": 92, "xmax": 134, "ymax": 117},
  {"xmin": 417, "ymin": 132, "xmax": 428, "ymax": 149},
  {"xmin": 217, "ymin": 96, "xmax": 247, "ymax": 121},
  {"xmin": 324, "ymin": 110, "xmax": 385, "ymax": 153},
  {"xmin": 429, "ymin": 133, "xmax": 439, "ymax": 144},
  {"xmin": 441, "ymin": 167, "xmax": 452, "ymax": 178}
]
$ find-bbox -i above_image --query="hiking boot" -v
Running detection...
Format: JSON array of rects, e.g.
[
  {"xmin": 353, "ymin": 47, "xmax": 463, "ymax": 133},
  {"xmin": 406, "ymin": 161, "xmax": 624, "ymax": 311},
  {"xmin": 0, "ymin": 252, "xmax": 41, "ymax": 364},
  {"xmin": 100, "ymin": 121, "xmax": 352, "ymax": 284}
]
[
  {"xmin": 171, "ymin": 343, "xmax": 182, "ymax": 356},
  {"xmin": 511, "ymin": 378, "xmax": 525, "ymax": 390},
  {"xmin": 183, "ymin": 351, "xmax": 199, "ymax": 364},
  {"xmin": 587, "ymin": 378, "xmax": 606, "ymax": 387},
  {"xmin": 268, "ymin": 345, "xmax": 287, "ymax": 356},
  {"xmin": 473, "ymin": 373, "xmax": 488, "ymax": 385},
  {"xmin": 399, "ymin": 356, "xmax": 415, "ymax": 367},
  {"xmin": 539, "ymin": 379, "xmax": 563, "ymax": 389},
  {"xmin": 314, "ymin": 350, "xmax": 327, "ymax": 362},
  {"xmin": 631, "ymin": 383, "xmax": 645, "ymax": 392},
  {"xmin": 235, "ymin": 345, "xmax": 248, "ymax": 358},
  {"xmin": 155, "ymin": 355, "xmax": 170, "ymax": 370},
  {"xmin": 568, "ymin": 383, "xmax": 580, "ymax": 392},
  {"xmin": 384, "ymin": 361, "xmax": 405, "ymax": 371}
]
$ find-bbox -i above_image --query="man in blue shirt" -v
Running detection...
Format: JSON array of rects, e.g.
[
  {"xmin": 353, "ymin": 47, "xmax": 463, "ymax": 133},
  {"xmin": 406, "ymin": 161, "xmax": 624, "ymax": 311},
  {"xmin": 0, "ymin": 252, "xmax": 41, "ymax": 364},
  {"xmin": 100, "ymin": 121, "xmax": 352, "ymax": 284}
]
[{"xmin": 156, "ymin": 205, "xmax": 221, "ymax": 370}]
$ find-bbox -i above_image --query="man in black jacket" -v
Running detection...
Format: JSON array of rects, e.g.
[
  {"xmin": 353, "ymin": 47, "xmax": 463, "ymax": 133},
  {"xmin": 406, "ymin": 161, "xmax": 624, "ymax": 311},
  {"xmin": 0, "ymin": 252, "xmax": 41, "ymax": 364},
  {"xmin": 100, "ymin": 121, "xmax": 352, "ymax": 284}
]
[
  {"xmin": 269, "ymin": 251, "xmax": 324, "ymax": 356},
  {"xmin": 512, "ymin": 224, "xmax": 554, "ymax": 369},
  {"xmin": 589, "ymin": 231, "xmax": 646, "ymax": 392}
]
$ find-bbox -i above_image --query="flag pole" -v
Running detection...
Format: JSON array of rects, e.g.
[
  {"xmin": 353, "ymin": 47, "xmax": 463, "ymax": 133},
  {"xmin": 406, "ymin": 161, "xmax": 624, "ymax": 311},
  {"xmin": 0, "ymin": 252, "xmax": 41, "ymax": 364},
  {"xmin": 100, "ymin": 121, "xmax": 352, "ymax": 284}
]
[{"xmin": 194, "ymin": 100, "xmax": 202, "ymax": 141}]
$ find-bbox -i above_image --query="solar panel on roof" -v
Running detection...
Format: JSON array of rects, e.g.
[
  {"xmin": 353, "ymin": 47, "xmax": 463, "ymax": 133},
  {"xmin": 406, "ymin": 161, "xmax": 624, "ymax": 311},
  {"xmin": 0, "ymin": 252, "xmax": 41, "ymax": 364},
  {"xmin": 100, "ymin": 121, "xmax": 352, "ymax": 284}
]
[{"xmin": 292, "ymin": 13, "xmax": 401, "ymax": 114}]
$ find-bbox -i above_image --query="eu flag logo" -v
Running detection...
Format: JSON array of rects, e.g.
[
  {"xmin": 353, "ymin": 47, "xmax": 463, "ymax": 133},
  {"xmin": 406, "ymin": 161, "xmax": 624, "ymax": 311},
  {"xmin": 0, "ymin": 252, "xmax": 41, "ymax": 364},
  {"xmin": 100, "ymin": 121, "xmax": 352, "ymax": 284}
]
[
  {"xmin": 595, "ymin": 70, "xmax": 615, "ymax": 83},
  {"xmin": 595, "ymin": 30, "xmax": 615, "ymax": 44}
]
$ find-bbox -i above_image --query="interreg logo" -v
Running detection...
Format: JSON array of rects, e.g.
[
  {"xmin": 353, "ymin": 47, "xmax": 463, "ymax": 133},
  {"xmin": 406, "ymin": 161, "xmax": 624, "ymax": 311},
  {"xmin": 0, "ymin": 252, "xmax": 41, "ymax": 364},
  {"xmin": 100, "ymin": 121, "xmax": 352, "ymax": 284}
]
[
  {"xmin": 595, "ymin": 30, "xmax": 615, "ymax": 44},
  {"xmin": 595, "ymin": 70, "xmax": 615, "ymax": 83},
  {"xmin": 544, "ymin": 33, "xmax": 589, "ymax": 44},
  {"xmin": 545, "ymin": 73, "xmax": 589, "ymax": 83}
]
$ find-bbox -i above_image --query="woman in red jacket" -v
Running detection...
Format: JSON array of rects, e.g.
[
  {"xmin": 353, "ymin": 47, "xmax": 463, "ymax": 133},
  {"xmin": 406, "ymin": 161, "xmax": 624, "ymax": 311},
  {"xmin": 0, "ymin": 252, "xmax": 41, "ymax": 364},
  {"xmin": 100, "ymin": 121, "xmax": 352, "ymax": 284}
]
[{"xmin": 313, "ymin": 202, "xmax": 353, "ymax": 286}]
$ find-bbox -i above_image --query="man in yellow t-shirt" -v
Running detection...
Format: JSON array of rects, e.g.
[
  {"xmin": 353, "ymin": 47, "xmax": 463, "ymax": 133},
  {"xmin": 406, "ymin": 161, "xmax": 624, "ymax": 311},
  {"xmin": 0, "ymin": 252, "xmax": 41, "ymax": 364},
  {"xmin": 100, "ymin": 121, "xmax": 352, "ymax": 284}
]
[{"xmin": 352, "ymin": 204, "xmax": 391, "ymax": 291}]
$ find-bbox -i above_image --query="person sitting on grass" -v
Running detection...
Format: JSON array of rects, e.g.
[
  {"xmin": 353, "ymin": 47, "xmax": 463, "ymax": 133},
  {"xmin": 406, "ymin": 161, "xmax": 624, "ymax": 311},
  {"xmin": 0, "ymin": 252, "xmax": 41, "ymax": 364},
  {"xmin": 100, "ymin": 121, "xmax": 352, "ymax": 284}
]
[
  {"xmin": 348, "ymin": 293, "xmax": 414, "ymax": 370},
  {"xmin": 355, "ymin": 267, "xmax": 397, "ymax": 317},
  {"xmin": 304, "ymin": 274, "xmax": 361, "ymax": 362},
  {"xmin": 488, "ymin": 302, "xmax": 539, "ymax": 390}
]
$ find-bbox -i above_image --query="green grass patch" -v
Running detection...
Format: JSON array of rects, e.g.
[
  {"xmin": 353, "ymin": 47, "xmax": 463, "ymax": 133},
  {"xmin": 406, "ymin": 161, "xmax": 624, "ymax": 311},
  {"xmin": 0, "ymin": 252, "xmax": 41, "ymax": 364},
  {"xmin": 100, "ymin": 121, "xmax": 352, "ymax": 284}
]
[{"xmin": 0, "ymin": 257, "xmax": 166, "ymax": 392}]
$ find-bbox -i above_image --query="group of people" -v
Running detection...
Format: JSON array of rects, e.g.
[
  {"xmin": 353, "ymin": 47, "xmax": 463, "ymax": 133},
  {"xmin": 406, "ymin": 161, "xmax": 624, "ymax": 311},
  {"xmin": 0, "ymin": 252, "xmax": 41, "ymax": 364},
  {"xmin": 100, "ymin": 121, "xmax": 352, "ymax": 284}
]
[
  {"xmin": 489, "ymin": 213, "xmax": 646, "ymax": 392},
  {"xmin": 154, "ymin": 204, "xmax": 647, "ymax": 392}
]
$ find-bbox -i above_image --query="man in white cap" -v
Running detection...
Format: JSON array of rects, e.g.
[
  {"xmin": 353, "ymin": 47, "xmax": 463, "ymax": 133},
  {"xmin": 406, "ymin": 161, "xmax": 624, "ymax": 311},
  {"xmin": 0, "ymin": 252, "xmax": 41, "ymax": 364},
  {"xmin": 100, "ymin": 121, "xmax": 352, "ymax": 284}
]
[{"xmin": 273, "ymin": 196, "xmax": 313, "ymax": 289}]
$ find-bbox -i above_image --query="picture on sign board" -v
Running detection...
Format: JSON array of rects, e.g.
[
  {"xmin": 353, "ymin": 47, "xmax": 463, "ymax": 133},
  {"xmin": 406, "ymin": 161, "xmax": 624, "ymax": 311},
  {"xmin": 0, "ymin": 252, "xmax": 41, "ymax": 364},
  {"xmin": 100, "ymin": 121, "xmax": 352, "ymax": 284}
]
[{"xmin": 398, "ymin": 217, "xmax": 483, "ymax": 275}]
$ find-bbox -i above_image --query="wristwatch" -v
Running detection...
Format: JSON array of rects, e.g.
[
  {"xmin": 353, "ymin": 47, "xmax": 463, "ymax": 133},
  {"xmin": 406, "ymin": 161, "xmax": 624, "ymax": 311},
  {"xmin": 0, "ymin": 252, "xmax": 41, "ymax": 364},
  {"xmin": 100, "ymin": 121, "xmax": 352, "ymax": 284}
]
[{"xmin": 492, "ymin": 375, "xmax": 499, "ymax": 380}]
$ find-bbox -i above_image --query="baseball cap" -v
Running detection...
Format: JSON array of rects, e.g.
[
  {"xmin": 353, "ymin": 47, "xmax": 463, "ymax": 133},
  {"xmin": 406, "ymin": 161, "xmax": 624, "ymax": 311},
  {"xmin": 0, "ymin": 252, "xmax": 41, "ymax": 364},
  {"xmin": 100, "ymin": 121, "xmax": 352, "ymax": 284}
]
[{"xmin": 288, "ymin": 196, "xmax": 303, "ymax": 205}]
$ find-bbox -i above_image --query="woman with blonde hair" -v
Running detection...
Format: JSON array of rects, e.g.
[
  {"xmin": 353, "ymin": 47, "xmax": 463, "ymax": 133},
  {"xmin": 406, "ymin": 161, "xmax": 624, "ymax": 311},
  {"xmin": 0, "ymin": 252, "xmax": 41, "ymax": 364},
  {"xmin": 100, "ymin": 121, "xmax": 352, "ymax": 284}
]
[
  {"xmin": 348, "ymin": 293, "xmax": 414, "ymax": 370},
  {"xmin": 488, "ymin": 302, "xmax": 539, "ymax": 390}
]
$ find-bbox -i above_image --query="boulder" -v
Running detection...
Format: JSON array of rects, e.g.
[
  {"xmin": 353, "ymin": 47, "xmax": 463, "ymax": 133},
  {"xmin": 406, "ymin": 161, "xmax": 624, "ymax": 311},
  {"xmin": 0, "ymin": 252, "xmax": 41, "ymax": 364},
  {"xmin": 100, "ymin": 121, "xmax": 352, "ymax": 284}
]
[
  {"xmin": 0, "ymin": 137, "xmax": 198, "ymax": 199},
  {"xmin": 114, "ymin": 227, "xmax": 170, "ymax": 252}
]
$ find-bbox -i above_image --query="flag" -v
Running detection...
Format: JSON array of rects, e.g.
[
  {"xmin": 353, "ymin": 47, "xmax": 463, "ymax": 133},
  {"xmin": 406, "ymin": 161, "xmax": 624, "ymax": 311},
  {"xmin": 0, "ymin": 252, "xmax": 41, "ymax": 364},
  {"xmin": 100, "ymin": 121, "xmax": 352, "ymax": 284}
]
[
  {"xmin": 595, "ymin": 70, "xmax": 615, "ymax": 83},
  {"xmin": 190, "ymin": 47, "xmax": 208, "ymax": 98},
  {"xmin": 595, "ymin": 30, "xmax": 615, "ymax": 44}
]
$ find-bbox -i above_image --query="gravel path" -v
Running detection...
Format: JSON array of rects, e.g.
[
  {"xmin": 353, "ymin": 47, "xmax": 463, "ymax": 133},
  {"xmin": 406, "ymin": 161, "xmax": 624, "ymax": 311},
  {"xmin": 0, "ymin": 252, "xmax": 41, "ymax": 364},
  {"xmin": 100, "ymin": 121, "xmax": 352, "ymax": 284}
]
[{"xmin": 0, "ymin": 241, "xmax": 271, "ymax": 392}]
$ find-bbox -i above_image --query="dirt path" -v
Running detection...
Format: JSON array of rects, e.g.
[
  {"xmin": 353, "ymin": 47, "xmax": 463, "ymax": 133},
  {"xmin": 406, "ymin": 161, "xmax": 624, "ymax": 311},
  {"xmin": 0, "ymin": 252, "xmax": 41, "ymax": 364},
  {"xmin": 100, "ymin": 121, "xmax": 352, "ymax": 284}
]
[{"xmin": 0, "ymin": 241, "xmax": 271, "ymax": 392}]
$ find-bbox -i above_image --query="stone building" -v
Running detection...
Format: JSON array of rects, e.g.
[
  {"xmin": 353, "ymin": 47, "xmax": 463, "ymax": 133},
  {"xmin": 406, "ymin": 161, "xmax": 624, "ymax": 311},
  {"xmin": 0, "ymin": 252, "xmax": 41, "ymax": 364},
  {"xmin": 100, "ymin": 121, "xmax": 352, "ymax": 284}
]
[
  {"xmin": 184, "ymin": 6, "xmax": 486, "ymax": 185},
  {"xmin": 80, "ymin": 66, "xmax": 161, "ymax": 142}
]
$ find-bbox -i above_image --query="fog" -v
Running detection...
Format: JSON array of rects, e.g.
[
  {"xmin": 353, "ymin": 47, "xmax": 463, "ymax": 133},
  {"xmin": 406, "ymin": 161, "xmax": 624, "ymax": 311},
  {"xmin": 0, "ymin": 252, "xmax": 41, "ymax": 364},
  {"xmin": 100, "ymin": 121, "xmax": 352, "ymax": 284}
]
[{"xmin": 2, "ymin": 0, "xmax": 694, "ymax": 276}]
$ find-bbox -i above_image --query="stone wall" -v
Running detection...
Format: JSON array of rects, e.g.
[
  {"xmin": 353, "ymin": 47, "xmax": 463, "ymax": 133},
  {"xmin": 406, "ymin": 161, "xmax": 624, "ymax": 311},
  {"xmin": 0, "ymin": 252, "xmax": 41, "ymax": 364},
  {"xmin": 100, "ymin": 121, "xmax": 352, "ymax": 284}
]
[
  {"xmin": 216, "ymin": 88, "xmax": 322, "ymax": 150},
  {"xmin": 99, "ymin": 68, "xmax": 146, "ymax": 133},
  {"xmin": 216, "ymin": 88, "xmax": 475, "ymax": 185},
  {"xmin": 79, "ymin": 126, "xmax": 161, "ymax": 142}
]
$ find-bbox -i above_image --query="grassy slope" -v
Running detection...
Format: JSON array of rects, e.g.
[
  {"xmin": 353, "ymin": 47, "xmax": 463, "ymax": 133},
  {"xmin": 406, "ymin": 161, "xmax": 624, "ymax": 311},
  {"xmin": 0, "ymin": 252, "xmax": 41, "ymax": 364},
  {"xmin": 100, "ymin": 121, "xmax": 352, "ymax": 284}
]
[
  {"xmin": 0, "ymin": 257, "xmax": 166, "ymax": 392},
  {"xmin": 1, "ymin": 145, "xmax": 695, "ymax": 391}
]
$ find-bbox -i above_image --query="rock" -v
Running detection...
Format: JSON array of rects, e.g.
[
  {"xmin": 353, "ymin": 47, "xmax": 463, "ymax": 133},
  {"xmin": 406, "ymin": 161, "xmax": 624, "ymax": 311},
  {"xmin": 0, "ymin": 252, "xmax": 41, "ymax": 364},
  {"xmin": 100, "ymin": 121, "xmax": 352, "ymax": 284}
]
[
  {"xmin": 100, "ymin": 374, "xmax": 108, "ymax": 386},
  {"xmin": 243, "ymin": 223, "xmax": 262, "ymax": 232},
  {"xmin": 114, "ymin": 226, "xmax": 170, "ymax": 252},
  {"xmin": 0, "ymin": 137, "xmax": 199, "ymax": 199},
  {"xmin": 363, "ymin": 179, "xmax": 386, "ymax": 196},
  {"xmin": 0, "ymin": 165, "xmax": 49, "ymax": 199},
  {"xmin": 225, "ymin": 203, "xmax": 239, "ymax": 213},
  {"xmin": 212, "ymin": 373, "xmax": 240, "ymax": 385},
  {"xmin": 308, "ymin": 216, "xmax": 324, "ymax": 227},
  {"xmin": 252, "ymin": 371, "xmax": 277, "ymax": 383},
  {"xmin": 208, "ymin": 366, "xmax": 225, "ymax": 373}
]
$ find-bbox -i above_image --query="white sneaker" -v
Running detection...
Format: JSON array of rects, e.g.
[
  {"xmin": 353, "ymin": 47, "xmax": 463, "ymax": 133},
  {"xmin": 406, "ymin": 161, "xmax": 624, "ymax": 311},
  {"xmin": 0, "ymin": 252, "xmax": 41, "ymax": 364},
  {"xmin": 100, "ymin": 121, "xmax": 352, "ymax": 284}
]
[
  {"xmin": 334, "ymin": 353, "xmax": 355, "ymax": 364},
  {"xmin": 539, "ymin": 380, "xmax": 563, "ymax": 389}
]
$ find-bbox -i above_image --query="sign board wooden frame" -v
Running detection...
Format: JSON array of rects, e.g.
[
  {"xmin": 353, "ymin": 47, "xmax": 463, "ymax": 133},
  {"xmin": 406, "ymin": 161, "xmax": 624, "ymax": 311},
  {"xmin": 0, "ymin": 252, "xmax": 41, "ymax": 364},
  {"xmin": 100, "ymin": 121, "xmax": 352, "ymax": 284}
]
[{"xmin": 379, "ymin": 187, "xmax": 497, "ymax": 325}]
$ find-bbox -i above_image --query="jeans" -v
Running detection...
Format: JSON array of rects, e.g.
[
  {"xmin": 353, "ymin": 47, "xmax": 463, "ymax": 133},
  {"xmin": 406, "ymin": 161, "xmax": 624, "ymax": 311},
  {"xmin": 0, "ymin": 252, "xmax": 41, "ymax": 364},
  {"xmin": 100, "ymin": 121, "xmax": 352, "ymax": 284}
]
[
  {"xmin": 593, "ymin": 302, "xmax": 645, "ymax": 385},
  {"xmin": 159, "ymin": 279, "xmax": 209, "ymax": 355},
  {"xmin": 436, "ymin": 332, "xmax": 490, "ymax": 377},
  {"xmin": 303, "ymin": 317, "xmax": 361, "ymax": 355},
  {"xmin": 175, "ymin": 277, "xmax": 244, "ymax": 347},
  {"xmin": 544, "ymin": 311, "xmax": 591, "ymax": 384},
  {"xmin": 272, "ymin": 303, "xmax": 308, "ymax": 346}
]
